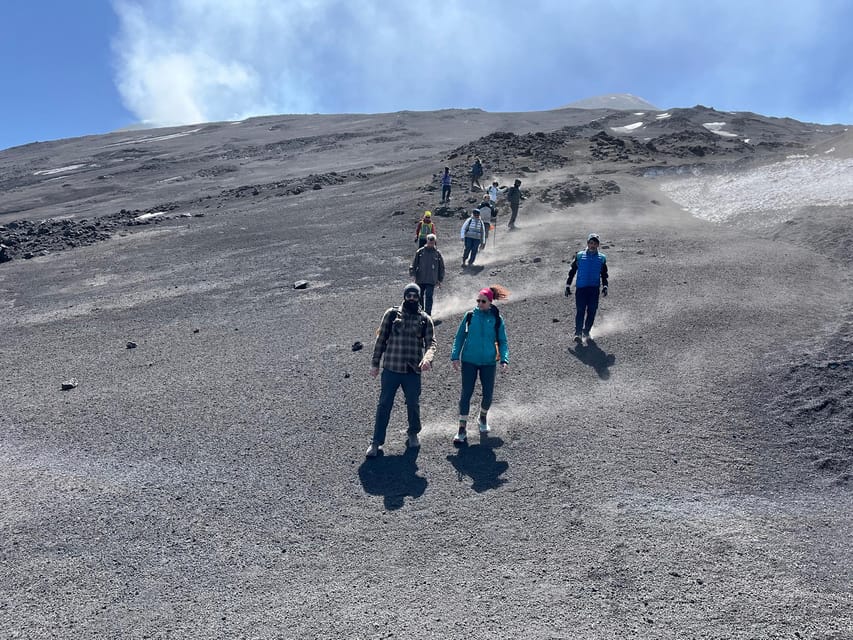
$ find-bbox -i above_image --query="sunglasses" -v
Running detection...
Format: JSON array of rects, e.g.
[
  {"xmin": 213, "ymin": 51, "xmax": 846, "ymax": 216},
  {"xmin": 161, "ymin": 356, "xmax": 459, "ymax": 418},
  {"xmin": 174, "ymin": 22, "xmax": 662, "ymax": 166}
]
[
  {"xmin": 476, "ymin": 298, "xmax": 489, "ymax": 304},
  {"xmin": 405, "ymin": 293, "xmax": 419, "ymax": 300}
]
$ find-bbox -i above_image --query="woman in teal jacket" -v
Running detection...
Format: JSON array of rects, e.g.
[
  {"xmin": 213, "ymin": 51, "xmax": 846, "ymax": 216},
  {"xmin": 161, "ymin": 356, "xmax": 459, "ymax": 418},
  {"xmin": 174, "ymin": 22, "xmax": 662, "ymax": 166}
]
[{"xmin": 450, "ymin": 285, "xmax": 510, "ymax": 445}]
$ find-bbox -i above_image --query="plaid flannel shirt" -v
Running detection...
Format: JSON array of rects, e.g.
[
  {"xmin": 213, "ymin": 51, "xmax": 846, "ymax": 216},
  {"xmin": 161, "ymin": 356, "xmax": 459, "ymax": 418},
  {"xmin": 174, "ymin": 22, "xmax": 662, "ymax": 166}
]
[{"xmin": 371, "ymin": 307, "xmax": 436, "ymax": 374}]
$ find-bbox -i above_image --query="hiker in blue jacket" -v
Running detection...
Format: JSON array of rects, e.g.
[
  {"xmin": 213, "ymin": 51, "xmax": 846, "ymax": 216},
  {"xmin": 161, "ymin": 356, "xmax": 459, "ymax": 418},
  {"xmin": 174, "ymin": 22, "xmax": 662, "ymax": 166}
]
[
  {"xmin": 565, "ymin": 233, "xmax": 609, "ymax": 345},
  {"xmin": 450, "ymin": 285, "xmax": 510, "ymax": 445}
]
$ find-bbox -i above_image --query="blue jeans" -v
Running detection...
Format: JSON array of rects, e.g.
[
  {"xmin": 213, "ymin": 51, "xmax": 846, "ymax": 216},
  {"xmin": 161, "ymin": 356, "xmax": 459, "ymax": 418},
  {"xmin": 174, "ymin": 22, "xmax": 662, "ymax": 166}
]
[
  {"xmin": 575, "ymin": 286, "xmax": 600, "ymax": 335},
  {"xmin": 458, "ymin": 362, "xmax": 497, "ymax": 416},
  {"xmin": 462, "ymin": 237, "xmax": 480, "ymax": 264},
  {"xmin": 372, "ymin": 369, "xmax": 422, "ymax": 445},
  {"xmin": 417, "ymin": 282, "xmax": 435, "ymax": 315}
]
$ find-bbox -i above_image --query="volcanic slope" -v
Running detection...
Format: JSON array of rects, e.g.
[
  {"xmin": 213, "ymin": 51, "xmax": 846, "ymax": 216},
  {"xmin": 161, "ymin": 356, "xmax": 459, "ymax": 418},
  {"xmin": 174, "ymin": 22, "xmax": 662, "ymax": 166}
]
[{"xmin": 1, "ymin": 106, "xmax": 851, "ymax": 638}]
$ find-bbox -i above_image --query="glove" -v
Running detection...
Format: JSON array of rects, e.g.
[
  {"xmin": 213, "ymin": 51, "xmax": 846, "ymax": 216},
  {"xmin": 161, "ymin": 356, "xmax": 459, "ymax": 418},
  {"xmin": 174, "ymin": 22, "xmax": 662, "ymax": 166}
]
[
  {"xmin": 564, "ymin": 286, "xmax": 571, "ymax": 297},
  {"xmin": 602, "ymin": 286, "xmax": 608, "ymax": 297}
]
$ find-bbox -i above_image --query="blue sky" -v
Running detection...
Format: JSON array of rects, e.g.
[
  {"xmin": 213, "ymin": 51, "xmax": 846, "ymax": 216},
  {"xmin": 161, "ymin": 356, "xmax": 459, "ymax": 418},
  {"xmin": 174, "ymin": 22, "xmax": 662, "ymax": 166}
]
[{"xmin": 2, "ymin": 0, "xmax": 852, "ymax": 151}]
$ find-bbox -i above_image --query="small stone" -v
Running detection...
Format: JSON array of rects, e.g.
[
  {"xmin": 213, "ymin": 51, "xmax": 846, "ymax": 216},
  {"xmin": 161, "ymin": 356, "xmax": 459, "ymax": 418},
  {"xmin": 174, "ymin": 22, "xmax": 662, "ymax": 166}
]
[
  {"xmin": 126, "ymin": 341, "xmax": 137, "ymax": 349},
  {"xmin": 193, "ymin": 328, "xmax": 200, "ymax": 333},
  {"xmin": 352, "ymin": 341, "xmax": 364, "ymax": 352},
  {"xmin": 293, "ymin": 280, "xmax": 309, "ymax": 289},
  {"xmin": 532, "ymin": 257, "xmax": 542, "ymax": 263},
  {"xmin": 61, "ymin": 379, "xmax": 78, "ymax": 391},
  {"xmin": 552, "ymin": 318, "xmax": 560, "ymax": 323}
]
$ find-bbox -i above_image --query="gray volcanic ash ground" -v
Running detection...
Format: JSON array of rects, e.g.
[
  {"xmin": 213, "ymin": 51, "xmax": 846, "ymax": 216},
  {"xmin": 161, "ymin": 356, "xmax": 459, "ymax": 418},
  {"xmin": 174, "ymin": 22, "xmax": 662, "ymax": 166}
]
[{"xmin": 1, "ymin": 104, "xmax": 851, "ymax": 638}]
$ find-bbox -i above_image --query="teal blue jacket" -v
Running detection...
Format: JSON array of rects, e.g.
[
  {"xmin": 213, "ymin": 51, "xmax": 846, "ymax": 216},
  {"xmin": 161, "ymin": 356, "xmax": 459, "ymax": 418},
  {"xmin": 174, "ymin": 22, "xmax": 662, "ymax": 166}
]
[{"xmin": 451, "ymin": 306, "xmax": 509, "ymax": 365}]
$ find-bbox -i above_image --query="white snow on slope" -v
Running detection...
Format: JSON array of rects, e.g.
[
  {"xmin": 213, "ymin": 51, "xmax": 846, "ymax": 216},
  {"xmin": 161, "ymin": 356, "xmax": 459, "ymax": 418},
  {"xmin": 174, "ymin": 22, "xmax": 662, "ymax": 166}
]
[
  {"xmin": 703, "ymin": 122, "xmax": 739, "ymax": 137},
  {"xmin": 102, "ymin": 128, "xmax": 203, "ymax": 147},
  {"xmin": 659, "ymin": 157, "xmax": 853, "ymax": 224},
  {"xmin": 656, "ymin": 113, "xmax": 671, "ymax": 120},
  {"xmin": 33, "ymin": 164, "xmax": 88, "ymax": 176},
  {"xmin": 611, "ymin": 122, "xmax": 644, "ymax": 133}
]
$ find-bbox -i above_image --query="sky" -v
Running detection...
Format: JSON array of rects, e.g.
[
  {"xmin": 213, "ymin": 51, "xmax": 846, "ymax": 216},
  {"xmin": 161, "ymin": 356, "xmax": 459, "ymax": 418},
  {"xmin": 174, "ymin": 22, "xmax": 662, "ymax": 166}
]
[{"xmin": 1, "ymin": 0, "xmax": 852, "ymax": 151}]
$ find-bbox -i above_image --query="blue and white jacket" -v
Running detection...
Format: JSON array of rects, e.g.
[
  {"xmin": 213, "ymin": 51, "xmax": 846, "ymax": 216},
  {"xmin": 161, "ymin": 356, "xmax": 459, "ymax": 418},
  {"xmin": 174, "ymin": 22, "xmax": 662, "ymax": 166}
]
[{"xmin": 567, "ymin": 249, "xmax": 608, "ymax": 289}]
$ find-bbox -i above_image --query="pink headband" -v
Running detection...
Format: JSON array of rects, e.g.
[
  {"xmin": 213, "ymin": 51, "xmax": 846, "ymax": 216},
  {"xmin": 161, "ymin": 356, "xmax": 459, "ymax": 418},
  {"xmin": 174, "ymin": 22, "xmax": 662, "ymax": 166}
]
[{"xmin": 479, "ymin": 287, "xmax": 494, "ymax": 302}]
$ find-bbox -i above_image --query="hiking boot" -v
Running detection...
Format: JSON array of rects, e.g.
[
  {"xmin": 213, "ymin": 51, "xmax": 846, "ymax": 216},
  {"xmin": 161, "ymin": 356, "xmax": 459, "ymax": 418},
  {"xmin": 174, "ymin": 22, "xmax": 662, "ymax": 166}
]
[
  {"xmin": 581, "ymin": 333, "xmax": 589, "ymax": 346},
  {"xmin": 573, "ymin": 334, "xmax": 582, "ymax": 344},
  {"xmin": 406, "ymin": 433, "xmax": 420, "ymax": 448},
  {"xmin": 453, "ymin": 430, "xmax": 467, "ymax": 446},
  {"xmin": 461, "ymin": 259, "xmax": 467, "ymax": 267},
  {"xmin": 478, "ymin": 419, "xmax": 491, "ymax": 435},
  {"xmin": 365, "ymin": 442, "xmax": 382, "ymax": 458}
]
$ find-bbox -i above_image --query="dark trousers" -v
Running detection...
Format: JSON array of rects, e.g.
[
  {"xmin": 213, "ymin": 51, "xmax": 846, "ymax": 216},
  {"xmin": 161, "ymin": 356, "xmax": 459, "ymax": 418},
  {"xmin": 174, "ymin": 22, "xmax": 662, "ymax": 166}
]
[
  {"xmin": 462, "ymin": 237, "xmax": 481, "ymax": 264},
  {"xmin": 417, "ymin": 238, "xmax": 427, "ymax": 249},
  {"xmin": 575, "ymin": 286, "xmax": 600, "ymax": 335},
  {"xmin": 441, "ymin": 185, "xmax": 451, "ymax": 202},
  {"xmin": 372, "ymin": 369, "xmax": 422, "ymax": 445},
  {"xmin": 459, "ymin": 362, "xmax": 497, "ymax": 416},
  {"xmin": 417, "ymin": 282, "xmax": 435, "ymax": 315},
  {"xmin": 508, "ymin": 202, "xmax": 520, "ymax": 227}
]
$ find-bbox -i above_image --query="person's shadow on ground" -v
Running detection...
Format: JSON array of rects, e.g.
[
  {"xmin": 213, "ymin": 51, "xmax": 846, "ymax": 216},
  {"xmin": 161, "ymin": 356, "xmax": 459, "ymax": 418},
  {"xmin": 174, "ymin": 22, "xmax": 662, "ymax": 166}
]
[
  {"xmin": 446, "ymin": 436, "xmax": 508, "ymax": 492},
  {"xmin": 569, "ymin": 338, "xmax": 616, "ymax": 380},
  {"xmin": 463, "ymin": 264, "xmax": 486, "ymax": 275},
  {"xmin": 358, "ymin": 446, "xmax": 428, "ymax": 510}
]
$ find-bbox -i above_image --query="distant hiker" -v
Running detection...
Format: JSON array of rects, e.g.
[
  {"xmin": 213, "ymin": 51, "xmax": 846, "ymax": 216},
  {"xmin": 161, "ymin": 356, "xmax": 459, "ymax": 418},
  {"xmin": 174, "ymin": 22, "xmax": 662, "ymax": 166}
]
[
  {"xmin": 564, "ymin": 233, "xmax": 609, "ymax": 346},
  {"xmin": 470, "ymin": 157, "xmax": 484, "ymax": 190},
  {"xmin": 477, "ymin": 195, "xmax": 494, "ymax": 249},
  {"xmin": 487, "ymin": 180, "xmax": 504, "ymax": 209},
  {"xmin": 440, "ymin": 166, "xmax": 452, "ymax": 204},
  {"xmin": 460, "ymin": 208, "xmax": 486, "ymax": 267},
  {"xmin": 367, "ymin": 284, "xmax": 437, "ymax": 457},
  {"xmin": 415, "ymin": 211, "xmax": 436, "ymax": 248},
  {"xmin": 409, "ymin": 234, "xmax": 445, "ymax": 316},
  {"xmin": 506, "ymin": 179, "xmax": 523, "ymax": 230},
  {"xmin": 450, "ymin": 285, "xmax": 510, "ymax": 445}
]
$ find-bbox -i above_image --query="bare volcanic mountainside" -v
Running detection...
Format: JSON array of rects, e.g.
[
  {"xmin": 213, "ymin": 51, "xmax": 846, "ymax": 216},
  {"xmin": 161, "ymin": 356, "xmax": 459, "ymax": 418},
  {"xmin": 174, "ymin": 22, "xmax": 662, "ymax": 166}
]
[{"xmin": 1, "ymin": 105, "xmax": 851, "ymax": 638}]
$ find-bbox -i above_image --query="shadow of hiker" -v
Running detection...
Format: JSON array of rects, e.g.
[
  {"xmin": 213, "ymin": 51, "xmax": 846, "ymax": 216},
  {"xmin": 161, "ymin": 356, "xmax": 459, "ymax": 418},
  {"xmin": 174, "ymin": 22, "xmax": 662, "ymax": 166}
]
[
  {"xmin": 569, "ymin": 338, "xmax": 616, "ymax": 380},
  {"xmin": 463, "ymin": 264, "xmax": 486, "ymax": 275},
  {"xmin": 358, "ymin": 446, "xmax": 428, "ymax": 510},
  {"xmin": 446, "ymin": 436, "xmax": 508, "ymax": 492}
]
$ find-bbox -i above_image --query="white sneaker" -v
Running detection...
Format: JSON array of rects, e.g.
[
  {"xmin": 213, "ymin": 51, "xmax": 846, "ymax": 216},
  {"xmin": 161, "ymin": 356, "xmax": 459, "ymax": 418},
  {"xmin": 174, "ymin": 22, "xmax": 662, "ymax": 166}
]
[
  {"xmin": 453, "ymin": 430, "xmax": 467, "ymax": 446},
  {"xmin": 406, "ymin": 433, "xmax": 420, "ymax": 448},
  {"xmin": 365, "ymin": 443, "xmax": 382, "ymax": 458},
  {"xmin": 478, "ymin": 420, "xmax": 491, "ymax": 434}
]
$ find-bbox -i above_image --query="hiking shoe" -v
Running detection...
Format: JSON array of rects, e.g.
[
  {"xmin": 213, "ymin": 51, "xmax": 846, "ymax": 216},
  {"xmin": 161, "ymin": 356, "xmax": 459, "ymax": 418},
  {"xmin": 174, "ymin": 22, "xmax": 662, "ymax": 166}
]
[
  {"xmin": 406, "ymin": 433, "xmax": 420, "ymax": 448},
  {"xmin": 581, "ymin": 333, "xmax": 589, "ymax": 346},
  {"xmin": 573, "ymin": 334, "xmax": 582, "ymax": 344},
  {"xmin": 365, "ymin": 442, "xmax": 382, "ymax": 458},
  {"xmin": 453, "ymin": 430, "xmax": 467, "ymax": 446},
  {"xmin": 478, "ymin": 420, "xmax": 491, "ymax": 435}
]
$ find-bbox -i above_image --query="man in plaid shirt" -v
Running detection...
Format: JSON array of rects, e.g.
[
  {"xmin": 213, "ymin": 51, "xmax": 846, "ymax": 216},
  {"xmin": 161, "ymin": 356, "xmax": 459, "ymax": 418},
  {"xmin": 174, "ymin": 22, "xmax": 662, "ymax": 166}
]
[{"xmin": 367, "ymin": 283, "xmax": 437, "ymax": 458}]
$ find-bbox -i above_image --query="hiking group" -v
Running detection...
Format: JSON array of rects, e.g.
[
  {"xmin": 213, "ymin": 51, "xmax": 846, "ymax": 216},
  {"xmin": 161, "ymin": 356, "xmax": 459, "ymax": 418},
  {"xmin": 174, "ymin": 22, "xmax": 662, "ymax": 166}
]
[{"xmin": 367, "ymin": 182, "xmax": 610, "ymax": 457}]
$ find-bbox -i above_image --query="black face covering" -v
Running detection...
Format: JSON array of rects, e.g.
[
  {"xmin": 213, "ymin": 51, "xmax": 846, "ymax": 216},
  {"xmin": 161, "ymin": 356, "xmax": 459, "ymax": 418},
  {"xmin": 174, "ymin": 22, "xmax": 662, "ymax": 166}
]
[{"xmin": 403, "ymin": 299, "xmax": 419, "ymax": 313}]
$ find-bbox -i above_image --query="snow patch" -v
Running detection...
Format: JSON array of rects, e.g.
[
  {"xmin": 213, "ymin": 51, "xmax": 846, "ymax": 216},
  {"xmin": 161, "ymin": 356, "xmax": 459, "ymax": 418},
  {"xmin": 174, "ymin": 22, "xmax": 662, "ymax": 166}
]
[
  {"xmin": 702, "ymin": 122, "xmax": 738, "ymax": 138},
  {"xmin": 134, "ymin": 211, "xmax": 167, "ymax": 221},
  {"xmin": 655, "ymin": 113, "xmax": 672, "ymax": 120},
  {"xmin": 659, "ymin": 157, "xmax": 853, "ymax": 225},
  {"xmin": 611, "ymin": 122, "xmax": 644, "ymax": 133},
  {"xmin": 33, "ymin": 164, "xmax": 87, "ymax": 176},
  {"xmin": 103, "ymin": 128, "xmax": 202, "ymax": 147}
]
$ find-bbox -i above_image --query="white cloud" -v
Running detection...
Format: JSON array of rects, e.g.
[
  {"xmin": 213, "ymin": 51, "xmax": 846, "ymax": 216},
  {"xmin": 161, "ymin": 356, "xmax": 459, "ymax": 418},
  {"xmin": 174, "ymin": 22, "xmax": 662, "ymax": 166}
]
[{"xmin": 110, "ymin": 0, "xmax": 853, "ymax": 128}]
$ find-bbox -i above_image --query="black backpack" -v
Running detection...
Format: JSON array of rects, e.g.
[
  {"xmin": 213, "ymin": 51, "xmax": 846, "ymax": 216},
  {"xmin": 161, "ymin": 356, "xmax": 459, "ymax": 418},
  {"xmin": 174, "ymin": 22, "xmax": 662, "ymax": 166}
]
[{"xmin": 377, "ymin": 306, "xmax": 429, "ymax": 339}]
